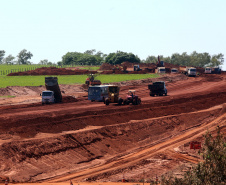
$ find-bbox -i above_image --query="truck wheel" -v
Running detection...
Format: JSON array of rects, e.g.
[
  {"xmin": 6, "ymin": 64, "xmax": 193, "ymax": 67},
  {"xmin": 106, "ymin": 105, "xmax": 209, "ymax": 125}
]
[
  {"xmin": 159, "ymin": 93, "xmax": 163, "ymax": 96},
  {"xmin": 124, "ymin": 100, "xmax": 129, "ymax": 105},
  {"xmin": 150, "ymin": 93, "xmax": 154, "ymax": 97},
  {"xmin": 118, "ymin": 98, "xmax": 123, "ymax": 105},
  {"xmin": 137, "ymin": 98, "xmax": 141, "ymax": 105},
  {"xmin": 105, "ymin": 99, "xmax": 109, "ymax": 105}
]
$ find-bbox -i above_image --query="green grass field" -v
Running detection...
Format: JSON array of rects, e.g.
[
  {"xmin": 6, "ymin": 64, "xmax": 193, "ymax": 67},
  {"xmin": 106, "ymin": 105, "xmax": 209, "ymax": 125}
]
[{"xmin": 0, "ymin": 74, "xmax": 159, "ymax": 88}]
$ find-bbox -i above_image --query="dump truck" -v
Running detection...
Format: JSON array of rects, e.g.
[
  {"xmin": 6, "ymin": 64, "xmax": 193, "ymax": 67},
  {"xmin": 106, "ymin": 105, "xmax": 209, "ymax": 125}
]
[
  {"xmin": 171, "ymin": 68, "xmax": 178, "ymax": 73},
  {"xmin": 211, "ymin": 67, "xmax": 221, "ymax": 74},
  {"xmin": 155, "ymin": 67, "xmax": 166, "ymax": 74},
  {"xmin": 204, "ymin": 67, "xmax": 212, "ymax": 74},
  {"xmin": 179, "ymin": 67, "xmax": 196, "ymax": 77},
  {"xmin": 104, "ymin": 85, "xmax": 123, "ymax": 105},
  {"xmin": 41, "ymin": 77, "xmax": 62, "ymax": 104},
  {"xmin": 148, "ymin": 81, "xmax": 167, "ymax": 96}
]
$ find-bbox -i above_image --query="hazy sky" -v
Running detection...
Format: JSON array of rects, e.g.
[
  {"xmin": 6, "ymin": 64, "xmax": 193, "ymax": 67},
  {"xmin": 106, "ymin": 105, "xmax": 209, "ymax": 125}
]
[{"xmin": 1, "ymin": 0, "xmax": 225, "ymax": 69}]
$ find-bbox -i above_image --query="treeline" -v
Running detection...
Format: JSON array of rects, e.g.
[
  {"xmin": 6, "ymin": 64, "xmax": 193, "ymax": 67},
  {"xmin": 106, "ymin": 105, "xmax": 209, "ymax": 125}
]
[
  {"xmin": 147, "ymin": 51, "xmax": 224, "ymax": 67},
  {"xmin": 0, "ymin": 49, "xmax": 54, "ymax": 65},
  {"xmin": 0, "ymin": 49, "xmax": 224, "ymax": 68},
  {"xmin": 61, "ymin": 50, "xmax": 224, "ymax": 67},
  {"xmin": 60, "ymin": 49, "xmax": 140, "ymax": 66}
]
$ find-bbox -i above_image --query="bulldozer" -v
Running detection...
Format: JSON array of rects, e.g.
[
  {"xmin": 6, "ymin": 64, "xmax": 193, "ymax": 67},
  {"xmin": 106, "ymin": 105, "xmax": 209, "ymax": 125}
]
[
  {"xmin": 85, "ymin": 74, "xmax": 101, "ymax": 86},
  {"xmin": 104, "ymin": 85, "xmax": 123, "ymax": 105}
]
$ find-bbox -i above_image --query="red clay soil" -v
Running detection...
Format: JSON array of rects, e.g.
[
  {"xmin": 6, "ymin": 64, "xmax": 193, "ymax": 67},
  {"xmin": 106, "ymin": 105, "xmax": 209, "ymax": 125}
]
[
  {"xmin": 0, "ymin": 74, "xmax": 226, "ymax": 183},
  {"xmin": 7, "ymin": 67, "xmax": 98, "ymax": 76}
]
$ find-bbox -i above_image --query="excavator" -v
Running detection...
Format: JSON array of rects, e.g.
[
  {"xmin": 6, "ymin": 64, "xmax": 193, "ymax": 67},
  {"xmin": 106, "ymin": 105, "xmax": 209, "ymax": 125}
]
[{"xmin": 157, "ymin": 55, "xmax": 164, "ymax": 67}]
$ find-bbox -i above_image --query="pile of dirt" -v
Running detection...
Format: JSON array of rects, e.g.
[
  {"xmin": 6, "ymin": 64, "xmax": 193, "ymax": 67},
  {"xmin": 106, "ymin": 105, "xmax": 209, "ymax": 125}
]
[
  {"xmin": 7, "ymin": 67, "xmax": 98, "ymax": 76},
  {"xmin": 62, "ymin": 95, "xmax": 78, "ymax": 103},
  {"xmin": 99, "ymin": 63, "xmax": 114, "ymax": 70}
]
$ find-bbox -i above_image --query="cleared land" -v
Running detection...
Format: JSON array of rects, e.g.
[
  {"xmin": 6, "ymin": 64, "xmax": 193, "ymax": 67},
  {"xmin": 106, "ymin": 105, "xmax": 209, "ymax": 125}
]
[{"xmin": 0, "ymin": 72, "xmax": 225, "ymax": 184}]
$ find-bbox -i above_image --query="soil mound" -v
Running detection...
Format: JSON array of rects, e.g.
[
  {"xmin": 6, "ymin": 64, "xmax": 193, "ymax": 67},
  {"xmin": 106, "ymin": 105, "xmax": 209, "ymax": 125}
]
[
  {"xmin": 99, "ymin": 63, "xmax": 114, "ymax": 70},
  {"xmin": 62, "ymin": 95, "xmax": 78, "ymax": 103},
  {"xmin": 7, "ymin": 67, "xmax": 98, "ymax": 76}
]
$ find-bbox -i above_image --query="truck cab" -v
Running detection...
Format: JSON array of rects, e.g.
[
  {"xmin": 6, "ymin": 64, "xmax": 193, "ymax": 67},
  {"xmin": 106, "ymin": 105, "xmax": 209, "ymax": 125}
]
[
  {"xmin": 156, "ymin": 67, "xmax": 166, "ymax": 74},
  {"xmin": 187, "ymin": 67, "xmax": 196, "ymax": 77},
  {"xmin": 171, "ymin": 68, "xmax": 178, "ymax": 73},
  {"xmin": 204, "ymin": 67, "xmax": 212, "ymax": 74},
  {"xmin": 41, "ymin": 90, "xmax": 55, "ymax": 104}
]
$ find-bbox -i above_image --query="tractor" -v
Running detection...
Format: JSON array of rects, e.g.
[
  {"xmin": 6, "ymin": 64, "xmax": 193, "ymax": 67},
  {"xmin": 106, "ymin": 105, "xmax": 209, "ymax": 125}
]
[
  {"xmin": 85, "ymin": 74, "xmax": 101, "ymax": 86},
  {"xmin": 123, "ymin": 90, "xmax": 141, "ymax": 105},
  {"xmin": 104, "ymin": 85, "xmax": 123, "ymax": 105}
]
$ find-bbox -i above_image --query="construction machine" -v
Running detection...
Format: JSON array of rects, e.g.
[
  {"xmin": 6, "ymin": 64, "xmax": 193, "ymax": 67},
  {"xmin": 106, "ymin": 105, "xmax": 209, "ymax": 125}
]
[
  {"xmin": 148, "ymin": 81, "xmax": 167, "ymax": 96},
  {"xmin": 123, "ymin": 90, "xmax": 141, "ymax": 105},
  {"xmin": 41, "ymin": 77, "xmax": 62, "ymax": 104},
  {"xmin": 85, "ymin": 74, "xmax": 101, "ymax": 86},
  {"xmin": 179, "ymin": 67, "xmax": 197, "ymax": 77},
  {"xmin": 157, "ymin": 55, "xmax": 164, "ymax": 67},
  {"xmin": 134, "ymin": 65, "xmax": 142, "ymax": 71},
  {"xmin": 104, "ymin": 85, "xmax": 123, "ymax": 105}
]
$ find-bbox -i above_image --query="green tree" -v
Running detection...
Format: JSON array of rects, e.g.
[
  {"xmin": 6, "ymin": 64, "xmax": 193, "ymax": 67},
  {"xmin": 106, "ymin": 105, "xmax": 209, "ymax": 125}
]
[
  {"xmin": 209, "ymin": 54, "xmax": 224, "ymax": 67},
  {"xmin": 3, "ymin": 54, "xmax": 15, "ymax": 64},
  {"xmin": 17, "ymin": 49, "xmax": 33, "ymax": 64},
  {"xmin": 105, "ymin": 51, "xmax": 141, "ymax": 65},
  {"xmin": 0, "ymin": 50, "xmax": 6, "ymax": 64},
  {"xmin": 62, "ymin": 50, "xmax": 105, "ymax": 65},
  {"xmin": 145, "ymin": 55, "xmax": 157, "ymax": 63},
  {"xmin": 39, "ymin": 59, "xmax": 53, "ymax": 65},
  {"xmin": 161, "ymin": 127, "xmax": 226, "ymax": 185}
]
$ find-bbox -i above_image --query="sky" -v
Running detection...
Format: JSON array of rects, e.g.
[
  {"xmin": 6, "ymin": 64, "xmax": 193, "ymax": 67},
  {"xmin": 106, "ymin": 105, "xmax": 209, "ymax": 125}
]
[{"xmin": 1, "ymin": 0, "xmax": 226, "ymax": 69}]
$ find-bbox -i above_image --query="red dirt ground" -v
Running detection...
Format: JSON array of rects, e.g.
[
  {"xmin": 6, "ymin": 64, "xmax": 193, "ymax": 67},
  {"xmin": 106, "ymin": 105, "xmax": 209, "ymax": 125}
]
[
  {"xmin": 0, "ymin": 73, "xmax": 225, "ymax": 184},
  {"xmin": 7, "ymin": 67, "xmax": 98, "ymax": 76}
]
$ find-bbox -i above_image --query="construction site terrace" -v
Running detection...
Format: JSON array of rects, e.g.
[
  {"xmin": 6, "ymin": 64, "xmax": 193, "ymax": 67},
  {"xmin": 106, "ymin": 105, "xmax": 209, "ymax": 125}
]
[{"xmin": 0, "ymin": 61, "xmax": 225, "ymax": 184}]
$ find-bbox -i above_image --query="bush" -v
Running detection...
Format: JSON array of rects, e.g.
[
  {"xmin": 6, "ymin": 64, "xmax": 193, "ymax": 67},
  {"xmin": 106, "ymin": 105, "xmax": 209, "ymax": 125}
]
[{"xmin": 161, "ymin": 127, "xmax": 226, "ymax": 185}]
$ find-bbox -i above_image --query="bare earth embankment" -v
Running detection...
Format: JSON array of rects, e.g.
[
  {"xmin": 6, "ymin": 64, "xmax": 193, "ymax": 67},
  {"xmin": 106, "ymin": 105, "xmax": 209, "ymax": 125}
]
[{"xmin": 0, "ymin": 73, "xmax": 225, "ymax": 184}]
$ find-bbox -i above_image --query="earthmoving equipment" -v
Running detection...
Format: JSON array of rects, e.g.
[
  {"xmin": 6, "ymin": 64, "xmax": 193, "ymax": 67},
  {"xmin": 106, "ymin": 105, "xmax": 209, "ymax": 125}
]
[
  {"xmin": 211, "ymin": 67, "xmax": 221, "ymax": 74},
  {"xmin": 204, "ymin": 67, "xmax": 212, "ymax": 74},
  {"xmin": 134, "ymin": 65, "xmax": 142, "ymax": 71},
  {"xmin": 171, "ymin": 68, "xmax": 178, "ymax": 73},
  {"xmin": 148, "ymin": 81, "xmax": 167, "ymax": 96},
  {"xmin": 157, "ymin": 55, "xmax": 164, "ymax": 67},
  {"xmin": 155, "ymin": 67, "xmax": 166, "ymax": 74},
  {"xmin": 85, "ymin": 74, "xmax": 101, "ymax": 86},
  {"xmin": 179, "ymin": 66, "xmax": 196, "ymax": 77},
  {"xmin": 41, "ymin": 77, "xmax": 62, "ymax": 104},
  {"xmin": 104, "ymin": 85, "xmax": 123, "ymax": 105},
  {"xmin": 123, "ymin": 90, "xmax": 141, "ymax": 105},
  {"xmin": 88, "ymin": 85, "xmax": 108, "ymax": 102}
]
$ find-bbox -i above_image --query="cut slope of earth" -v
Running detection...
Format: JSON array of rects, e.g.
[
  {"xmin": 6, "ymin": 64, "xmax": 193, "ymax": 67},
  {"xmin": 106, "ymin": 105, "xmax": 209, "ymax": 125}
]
[{"xmin": 0, "ymin": 73, "xmax": 225, "ymax": 183}]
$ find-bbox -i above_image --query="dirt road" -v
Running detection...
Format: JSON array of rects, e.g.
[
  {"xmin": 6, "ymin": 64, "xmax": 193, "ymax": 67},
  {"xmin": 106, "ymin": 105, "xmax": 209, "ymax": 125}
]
[{"xmin": 0, "ymin": 74, "xmax": 225, "ymax": 183}]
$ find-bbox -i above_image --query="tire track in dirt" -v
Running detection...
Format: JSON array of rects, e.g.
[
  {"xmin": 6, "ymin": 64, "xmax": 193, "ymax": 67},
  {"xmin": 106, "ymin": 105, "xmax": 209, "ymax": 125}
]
[{"xmin": 49, "ymin": 109, "xmax": 226, "ymax": 182}]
